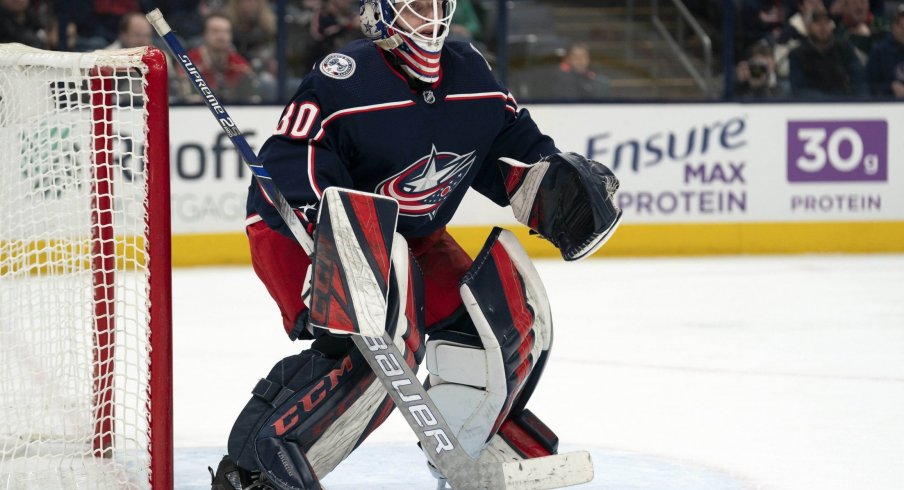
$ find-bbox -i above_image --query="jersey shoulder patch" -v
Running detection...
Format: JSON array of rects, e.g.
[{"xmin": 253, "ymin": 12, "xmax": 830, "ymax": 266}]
[{"xmin": 319, "ymin": 53, "xmax": 356, "ymax": 80}]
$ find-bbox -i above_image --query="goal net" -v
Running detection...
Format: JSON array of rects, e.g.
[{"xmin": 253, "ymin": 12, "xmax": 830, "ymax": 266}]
[{"xmin": 0, "ymin": 44, "xmax": 172, "ymax": 489}]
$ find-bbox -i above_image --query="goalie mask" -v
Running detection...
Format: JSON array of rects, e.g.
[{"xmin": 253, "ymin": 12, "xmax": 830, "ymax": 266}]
[{"xmin": 360, "ymin": 0, "xmax": 457, "ymax": 83}]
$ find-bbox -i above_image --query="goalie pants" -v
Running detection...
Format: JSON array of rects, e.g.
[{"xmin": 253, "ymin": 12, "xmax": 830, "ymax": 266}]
[{"xmin": 246, "ymin": 220, "xmax": 474, "ymax": 337}]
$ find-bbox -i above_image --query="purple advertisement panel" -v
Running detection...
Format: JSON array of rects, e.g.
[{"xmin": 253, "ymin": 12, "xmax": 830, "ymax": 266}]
[{"xmin": 787, "ymin": 120, "xmax": 887, "ymax": 182}]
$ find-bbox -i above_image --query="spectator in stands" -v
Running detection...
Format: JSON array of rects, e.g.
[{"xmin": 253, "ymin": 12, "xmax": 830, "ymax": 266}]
[
  {"xmin": 92, "ymin": 0, "xmax": 141, "ymax": 44},
  {"xmin": 228, "ymin": 0, "xmax": 276, "ymax": 64},
  {"xmin": 775, "ymin": 0, "xmax": 826, "ymax": 80},
  {"xmin": 43, "ymin": 17, "xmax": 77, "ymax": 51},
  {"xmin": 735, "ymin": 39, "xmax": 788, "ymax": 98},
  {"xmin": 554, "ymin": 42, "xmax": 609, "ymax": 100},
  {"xmin": 278, "ymin": 1, "xmax": 319, "ymax": 80},
  {"xmin": 227, "ymin": 0, "xmax": 278, "ymax": 102},
  {"xmin": 156, "ymin": 0, "xmax": 204, "ymax": 42},
  {"xmin": 97, "ymin": 13, "xmax": 167, "ymax": 105},
  {"xmin": 0, "ymin": 0, "xmax": 43, "ymax": 48},
  {"xmin": 829, "ymin": 0, "xmax": 885, "ymax": 24},
  {"xmin": 789, "ymin": 9, "xmax": 867, "ymax": 97},
  {"xmin": 308, "ymin": 0, "xmax": 361, "ymax": 64},
  {"xmin": 833, "ymin": 0, "xmax": 888, "ymax": 64},
  {"xmin": 105, "ymin": 12, "xmax": 153, "ymax": 50},
  {"xmin": 739, "ymin": 0, "xmax": 790, "ymax": 49},
  {"xmin": 865, "ymin": 5, "xmax": 904, "ymax": 98},
  {"xmin": 33, "ymin": 0, "xmax": 141, "ymax": 51},
  {"xmin": 181, "ymin": 13, "xmax": 262, "ymax": 103}
]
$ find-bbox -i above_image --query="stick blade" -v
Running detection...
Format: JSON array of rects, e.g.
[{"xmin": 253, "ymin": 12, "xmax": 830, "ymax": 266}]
[
  {"xmin": 461, "ymin": 451, "xmax": 593, "ymax": 489},
  {"xmin": 308, "ymin": 188, "xmax": 399, "ymax": 337},
  {"xmin": 499, "ymin": 451, "xmax": 594, "ymax": 489}
]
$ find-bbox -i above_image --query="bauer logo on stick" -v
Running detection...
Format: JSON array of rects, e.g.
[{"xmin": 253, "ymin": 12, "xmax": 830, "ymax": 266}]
[{"xmin": 320, "ymin": 53, "xmax": 356, "ymax": 79}]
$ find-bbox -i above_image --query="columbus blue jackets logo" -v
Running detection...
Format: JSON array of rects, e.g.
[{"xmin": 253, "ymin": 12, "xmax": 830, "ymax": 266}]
[
  {"xmin": 320, "ymin": 53, "xmax": 356, "ymax": 79},
  {"xmin": 376, "ymin": 146, "xmax": 477, "ymax": 217}
]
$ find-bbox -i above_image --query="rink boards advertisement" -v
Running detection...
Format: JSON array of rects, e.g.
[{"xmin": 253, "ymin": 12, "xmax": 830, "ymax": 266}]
[{"xmin": 165, "ymin": 103, "xmax": 904, "ymax": 264}]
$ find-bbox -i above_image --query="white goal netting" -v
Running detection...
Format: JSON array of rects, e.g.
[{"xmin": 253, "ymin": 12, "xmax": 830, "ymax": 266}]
[{"xmin": 0, "ymin": 44, "xmax": 169, "ymax": 489}]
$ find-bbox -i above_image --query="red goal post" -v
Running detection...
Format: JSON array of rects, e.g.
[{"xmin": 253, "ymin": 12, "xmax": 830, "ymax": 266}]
[{"xmin": 0, "ymin": 44, "xmax": 172, "ymax": 489}]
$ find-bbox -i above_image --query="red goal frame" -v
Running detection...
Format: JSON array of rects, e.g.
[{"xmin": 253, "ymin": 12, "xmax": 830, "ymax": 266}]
[{"xmin": 89, "ymin": 47, "xmax": 173, "ymax": 490}]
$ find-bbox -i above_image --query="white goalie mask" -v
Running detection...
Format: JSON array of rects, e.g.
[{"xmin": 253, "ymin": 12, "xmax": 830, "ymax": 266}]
[{"xmin": 359, "ymin": 0, "xmax": 457, "ymax": 83}]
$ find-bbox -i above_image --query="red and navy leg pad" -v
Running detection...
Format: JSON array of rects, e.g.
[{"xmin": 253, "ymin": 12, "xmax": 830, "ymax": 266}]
[
  {"xmin": 307, "ymin": 189, "xmax": 400, "ymax": 337},
  {"xmin": 228, "ymin": 252, "xmax": 425, "ymax": 486},
  {"xmin": 425, "ymin": 227, "xmax": 553, "ymax": 458}
]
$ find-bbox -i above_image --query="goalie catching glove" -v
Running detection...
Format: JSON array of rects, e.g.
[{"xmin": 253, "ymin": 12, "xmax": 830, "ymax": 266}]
[{"xmin": 500, "ymin": 152, "xmax": 622, "ymax": 261}]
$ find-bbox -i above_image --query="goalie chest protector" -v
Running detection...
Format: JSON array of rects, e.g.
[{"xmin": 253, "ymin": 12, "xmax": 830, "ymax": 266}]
[{"xmin": 247, "ymin": 39, "xmax": 558, "ymax": 240}]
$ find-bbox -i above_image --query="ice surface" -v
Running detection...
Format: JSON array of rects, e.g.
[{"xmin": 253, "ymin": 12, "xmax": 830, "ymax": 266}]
[
  {"xmin": 173, "ymin": 255, "xmax": 904, "ymax": 489},
  {"xmin": 174, "ymin": 445, "xmax": 747, "ymax": 489}
]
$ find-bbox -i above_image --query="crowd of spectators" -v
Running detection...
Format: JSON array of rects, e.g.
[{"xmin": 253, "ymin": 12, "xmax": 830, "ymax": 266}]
[
  {"xmin": 0, "ymin": 0, "xmax": 364, "ymax": 103},
  {"xmin": 736, "ymin": 0, "xmax": 904, "ymax": 99},
  {"xmin": 0, "ymin": 0, "xmax": 505, "ymax": 103},
  {"xmin": 2, "ymin": 0, "xmax": 610, "ymax": 104},
  {"xmin": 4, "ymin": 0, "xmax": 901, "ymax": 102}
]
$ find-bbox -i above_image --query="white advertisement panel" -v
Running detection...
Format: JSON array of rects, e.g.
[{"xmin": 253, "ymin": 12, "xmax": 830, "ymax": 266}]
[
  {"xmin": 167, "ymin": 103, "xmax": 903, "ymax": 235},
  {"xmin": 168, "ymin": 107, "xmax": 277, "ymax": 234},
  {"xmin": 529, "ymin": 103, "xmax": 903, "ymax": 224}
]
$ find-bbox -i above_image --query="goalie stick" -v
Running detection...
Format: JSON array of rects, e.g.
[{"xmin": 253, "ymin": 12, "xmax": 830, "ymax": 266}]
[{"xmin": 147, "ymin": 9, "xmax": 592, "ymax": 488}]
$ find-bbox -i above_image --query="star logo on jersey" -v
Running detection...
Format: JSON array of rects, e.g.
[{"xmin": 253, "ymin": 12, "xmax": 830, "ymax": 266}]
[
  {"xmin": 376, "ymin": 146, "xmax": 477, "ymax": 217},
  {"xmin": 297, "ymin": 202, "xmax": 318, "ymax": 224}
]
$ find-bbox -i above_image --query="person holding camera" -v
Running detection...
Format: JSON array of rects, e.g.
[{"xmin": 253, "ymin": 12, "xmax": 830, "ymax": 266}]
[{"xmin": 735, "ymin": 39, "xmax": 787, "ymax": 98}]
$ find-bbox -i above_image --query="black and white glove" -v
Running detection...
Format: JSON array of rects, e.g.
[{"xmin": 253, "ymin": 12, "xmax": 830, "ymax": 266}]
[{"xmin": 500, "ymin": 152, "xmax": 622, "ymax": 261}]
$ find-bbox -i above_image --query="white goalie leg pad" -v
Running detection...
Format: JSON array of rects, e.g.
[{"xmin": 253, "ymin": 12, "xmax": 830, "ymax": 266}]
[
  {"xmin": 425, "ymin": 338, "xmax": 503, "ymax": 460},
  {"xmin": 426, "ymin": 228, "xmax": 552, "ymax": 459}
]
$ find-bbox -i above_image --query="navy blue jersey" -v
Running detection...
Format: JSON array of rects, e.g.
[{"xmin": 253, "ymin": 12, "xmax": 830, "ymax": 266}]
[{"xmin": 246, "ymin": 39, "xmax": 559, "ymax": 239}]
